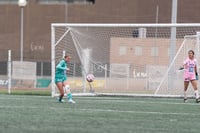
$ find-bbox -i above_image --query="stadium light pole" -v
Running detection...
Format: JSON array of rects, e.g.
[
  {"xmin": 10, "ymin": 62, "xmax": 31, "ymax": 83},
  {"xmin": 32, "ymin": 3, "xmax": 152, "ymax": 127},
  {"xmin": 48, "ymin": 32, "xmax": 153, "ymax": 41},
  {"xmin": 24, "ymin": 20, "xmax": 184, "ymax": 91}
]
[
  {"xmin": 18, "ymin": 0, "xmax": 27, "ymax": 62},
  {"xmin": 170, "ymin": 0, "xmax": 178, "ymax": 61},
  {"xmin": 169, "ymin": 0, "xmax": 178, "ymax": 89}
]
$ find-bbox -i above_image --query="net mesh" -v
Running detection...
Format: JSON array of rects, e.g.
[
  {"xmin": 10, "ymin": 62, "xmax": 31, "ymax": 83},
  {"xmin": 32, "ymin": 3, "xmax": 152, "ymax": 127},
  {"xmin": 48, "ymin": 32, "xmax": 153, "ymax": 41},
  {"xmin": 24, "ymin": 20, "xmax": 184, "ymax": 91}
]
[
  {"xmin": 155, "ymin": 35, "xmax": 200, "ymax": 96},
  {"xmin": 52, "ymin": 24, "xmax": 200, "ymax": 97}
]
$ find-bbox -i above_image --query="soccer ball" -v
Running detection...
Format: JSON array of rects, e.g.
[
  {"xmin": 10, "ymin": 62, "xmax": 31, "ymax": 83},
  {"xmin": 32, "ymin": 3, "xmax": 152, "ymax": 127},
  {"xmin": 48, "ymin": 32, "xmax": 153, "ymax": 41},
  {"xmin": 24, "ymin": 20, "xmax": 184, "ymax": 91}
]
[{"xmin": 86, "ymin": 74, "xmax": 94, "ymax": 82}]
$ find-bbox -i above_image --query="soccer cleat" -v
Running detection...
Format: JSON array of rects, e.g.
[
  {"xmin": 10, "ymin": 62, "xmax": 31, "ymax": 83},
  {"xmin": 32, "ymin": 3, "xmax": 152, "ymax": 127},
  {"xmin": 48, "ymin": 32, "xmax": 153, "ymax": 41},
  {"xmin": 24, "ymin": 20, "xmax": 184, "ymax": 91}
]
[
  {"xmin": 184, "ymin": 98, "xmax": 188, "ymax": 103},
  {"xmin": 196, "ymin": 98, "xmax": 200, "ymax": 103},
  {"xmin": 68, "ymin": 99, "xmax": 76, "ymax": 104},
  {"xmin": 60, "ymin": 99, "xmax": 65, "ymax": 103},
  {"xmin": 57, "ymin": 97, "xmax": 65, "ymax": 103}
]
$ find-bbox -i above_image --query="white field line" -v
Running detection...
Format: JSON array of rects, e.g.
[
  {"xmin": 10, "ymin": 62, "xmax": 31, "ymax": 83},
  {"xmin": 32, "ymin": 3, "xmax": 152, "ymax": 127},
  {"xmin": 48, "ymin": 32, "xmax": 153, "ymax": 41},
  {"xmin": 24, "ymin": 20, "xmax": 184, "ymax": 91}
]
[
  {"xmin": 0, "ymin": 94, "xmax": 183, "ymax": 100},
  {"xmin": 0, "ymin": 95, "xmax": 49, "ymax": 98},
  {"xmin": 0, "ymin": 105, "xmax": 199, "ymax": 116},
  {"xmin": 78, "ymin": 108, "xmax": 200, "ymax": 116},
  {"xmin": 78, "ymin": 99, "xmax": 200, "ymax": 106},
  {"xmin": 75, "ymin": 96, "xmax": 185, "ymax": 102},
  {"xmin": 0, "ymin": 96, "xmax": 199, "ymax": 106}
]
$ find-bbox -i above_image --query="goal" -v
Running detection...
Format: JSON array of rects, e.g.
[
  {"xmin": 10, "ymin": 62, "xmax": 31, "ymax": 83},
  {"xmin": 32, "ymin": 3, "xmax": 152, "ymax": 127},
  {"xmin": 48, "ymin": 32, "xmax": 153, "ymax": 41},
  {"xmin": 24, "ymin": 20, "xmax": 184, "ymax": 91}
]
[
  {"xmin": 51, "ymin": 23, "xmax": 200, "ymax": 97},
  {"xmin": 155, "ymin": 33, "xmax": 200, "ymax": 97}
]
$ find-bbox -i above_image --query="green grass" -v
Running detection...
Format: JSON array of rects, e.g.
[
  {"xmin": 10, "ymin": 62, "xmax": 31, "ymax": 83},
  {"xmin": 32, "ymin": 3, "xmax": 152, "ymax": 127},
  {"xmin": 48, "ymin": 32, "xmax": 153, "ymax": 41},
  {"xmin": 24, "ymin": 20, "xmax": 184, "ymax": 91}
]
[
  {"xmin": 0, "ymin": 95, "xmax": 200, "ymax": 133},
  {"xmin": 0, "ymin": 89, "xmax": 51, "ymax": 96}
]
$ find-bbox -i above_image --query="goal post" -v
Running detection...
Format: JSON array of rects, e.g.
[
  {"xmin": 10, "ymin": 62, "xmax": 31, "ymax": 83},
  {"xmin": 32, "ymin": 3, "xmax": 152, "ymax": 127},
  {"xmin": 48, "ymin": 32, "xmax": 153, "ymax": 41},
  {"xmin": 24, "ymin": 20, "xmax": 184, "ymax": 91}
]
[
  {"xmin": 51, "ymin": 25, "xmax": 56, "ymax": 97},
  {"xmin": 51, "ymin": 23, "xmax": 200, "ymax": 97},
  {"xmin": 155, "ymin": 33, "xmax": 200, "ymax": 96}
]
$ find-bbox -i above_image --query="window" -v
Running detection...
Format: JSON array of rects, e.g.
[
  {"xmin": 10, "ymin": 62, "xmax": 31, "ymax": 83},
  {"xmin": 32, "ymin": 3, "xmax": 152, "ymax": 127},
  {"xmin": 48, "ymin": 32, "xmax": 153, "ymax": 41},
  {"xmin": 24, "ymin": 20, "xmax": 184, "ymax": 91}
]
[
  {"xmin": 37, "ymin": 0, "xmax": 95, "ymax": 4},
  {"xmin": 0, "ymin": 62, "xmax": 7, "ymax": 75},
  {"xmin": 37, "ymin": 62, "xmax": 51, "ymax": 76},
  {"xmin": 151, "ymin": 47, "xmax": 158, "ymax": 56},
  {"xmin": 135, "ymin": 46, "xmax": 142, "ymax": 56},
  {"xmin": 119, "ymin": 46, "xmax": 127, "ymax": 56},
  {"xmin": 0, "ymin": 0, "xmax": 18, "ymax": 4},
  {"xmin": 38, "ymin": 0, "xmax": 74, "ymax": 4}
]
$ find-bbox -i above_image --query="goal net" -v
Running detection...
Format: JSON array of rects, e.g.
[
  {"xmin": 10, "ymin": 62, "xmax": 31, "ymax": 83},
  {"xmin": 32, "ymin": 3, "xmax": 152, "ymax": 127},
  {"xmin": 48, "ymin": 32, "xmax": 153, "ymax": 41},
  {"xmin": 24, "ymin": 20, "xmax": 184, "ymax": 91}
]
[
  {"xmin": 51, "ymin": 23, "xmax": 200, "ymax": 97},
  {"xmin": 155, "ymin": 33, "xmax": 200, "ymax": 97}
]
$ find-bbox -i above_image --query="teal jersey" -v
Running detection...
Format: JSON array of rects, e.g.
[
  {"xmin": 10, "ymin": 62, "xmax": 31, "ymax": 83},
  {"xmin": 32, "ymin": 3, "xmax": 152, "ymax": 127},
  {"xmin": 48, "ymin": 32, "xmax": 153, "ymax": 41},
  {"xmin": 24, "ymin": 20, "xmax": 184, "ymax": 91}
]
[{"xmin": 55, "ymin": 59, "xmax": 67, "ymax": 78}]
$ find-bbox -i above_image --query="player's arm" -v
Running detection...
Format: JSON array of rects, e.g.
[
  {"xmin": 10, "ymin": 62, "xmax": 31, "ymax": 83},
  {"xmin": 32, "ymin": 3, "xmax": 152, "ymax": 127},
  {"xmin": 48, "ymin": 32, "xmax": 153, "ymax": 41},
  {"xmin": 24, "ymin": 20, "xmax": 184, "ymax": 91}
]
[
  {"xmin": 195, "ymin": 60, "xmax": 198, "ymax": 80},
  {"xmin": 179, "ymin": 66, "xmax": 184, "ymax": 70},
  {"xmin": 56, "ymin": 60, "xmax": 66, "ymax": 70},
  {"xmin": 179, "ymin": 60, "xmax": 187, "ymax": 70},
  {"xmin": 195, "ymin": 66, "xmax": 198, "ymax": 80},
  {"xmin": 179, "ymin": 64, "xmax": 185, "ymax": 70},
  {"xmin": 195, "ymin": 65, "xmax": 197, "ymax": 73},
  {"xmin": 195, "ymin": 59, "xmax": 198, "ymax": 72}
]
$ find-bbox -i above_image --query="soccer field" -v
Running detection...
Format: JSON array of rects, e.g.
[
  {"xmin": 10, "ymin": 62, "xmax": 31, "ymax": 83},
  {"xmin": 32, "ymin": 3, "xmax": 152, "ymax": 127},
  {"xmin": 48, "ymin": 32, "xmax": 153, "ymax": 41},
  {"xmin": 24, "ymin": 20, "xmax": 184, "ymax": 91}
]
[{"xmin": 0, "ymin": 94, "xmax": 200, "ymax": 133}]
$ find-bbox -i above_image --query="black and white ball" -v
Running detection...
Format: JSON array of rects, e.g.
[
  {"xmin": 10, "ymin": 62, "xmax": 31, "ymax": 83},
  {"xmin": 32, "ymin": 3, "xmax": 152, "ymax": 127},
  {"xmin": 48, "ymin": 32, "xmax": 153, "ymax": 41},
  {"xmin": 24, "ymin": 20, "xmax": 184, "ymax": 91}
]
[{"xmin": 86, "ymin": 74, "xmax": 95, "ymax": 82}]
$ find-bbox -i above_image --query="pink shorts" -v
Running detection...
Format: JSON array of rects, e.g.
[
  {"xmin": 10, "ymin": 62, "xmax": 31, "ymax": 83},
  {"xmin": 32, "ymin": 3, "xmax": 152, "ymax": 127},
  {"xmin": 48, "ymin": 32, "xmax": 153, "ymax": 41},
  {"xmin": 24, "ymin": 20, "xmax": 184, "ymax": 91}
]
[{"xmin": 184, "ymin": 73, "xmax": 196, "ymax": 82}]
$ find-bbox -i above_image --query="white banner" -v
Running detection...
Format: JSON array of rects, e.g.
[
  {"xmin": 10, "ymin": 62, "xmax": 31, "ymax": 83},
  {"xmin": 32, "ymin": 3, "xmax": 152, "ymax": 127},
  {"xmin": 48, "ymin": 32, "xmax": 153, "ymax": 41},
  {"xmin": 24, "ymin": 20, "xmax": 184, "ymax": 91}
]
[
  {"xmin": 110, "ymin": 64, "xmax": 130, "ymax": 78},
  {"xmin": 12, "ymin": 61, "xmax": 36, "ymax": 80}
]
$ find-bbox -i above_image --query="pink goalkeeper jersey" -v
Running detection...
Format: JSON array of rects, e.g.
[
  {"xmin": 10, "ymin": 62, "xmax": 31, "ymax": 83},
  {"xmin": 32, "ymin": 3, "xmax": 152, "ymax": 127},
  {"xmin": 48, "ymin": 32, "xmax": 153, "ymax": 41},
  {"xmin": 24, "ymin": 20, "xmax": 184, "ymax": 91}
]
[{"xmin": 183, "ymin": 58, "xmax": 197, "ymax": 81}]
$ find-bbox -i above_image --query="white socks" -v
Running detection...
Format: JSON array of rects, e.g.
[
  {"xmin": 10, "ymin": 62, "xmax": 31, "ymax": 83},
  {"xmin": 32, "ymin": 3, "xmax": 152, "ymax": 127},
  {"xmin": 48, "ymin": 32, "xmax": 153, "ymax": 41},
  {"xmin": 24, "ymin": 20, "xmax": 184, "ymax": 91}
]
[
  {"xmin": 64, "ymin": 85, "xmax": 70, "ymax": 93},
  {"xmin": 184, "ymin": 91, "xmax": 187, "ymax": 99},
  {"xmin": 195, "ymin": 90, "xmax": 199, "ymax": 99},
  {"xmin": 185, "ymin": 90, "xmax": 199, "ymax": 99}
]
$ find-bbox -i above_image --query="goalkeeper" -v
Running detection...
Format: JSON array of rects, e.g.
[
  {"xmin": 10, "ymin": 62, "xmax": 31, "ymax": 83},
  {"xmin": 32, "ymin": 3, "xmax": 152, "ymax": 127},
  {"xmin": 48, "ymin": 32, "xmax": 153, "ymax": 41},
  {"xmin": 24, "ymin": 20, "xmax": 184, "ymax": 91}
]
[
  {"xmin": 183, "ymin": 50, "xmax": 200, "ymax": 103},
  {"xmin": 55, "ymin": 55, "xmax": 75, "ymax": 103}
]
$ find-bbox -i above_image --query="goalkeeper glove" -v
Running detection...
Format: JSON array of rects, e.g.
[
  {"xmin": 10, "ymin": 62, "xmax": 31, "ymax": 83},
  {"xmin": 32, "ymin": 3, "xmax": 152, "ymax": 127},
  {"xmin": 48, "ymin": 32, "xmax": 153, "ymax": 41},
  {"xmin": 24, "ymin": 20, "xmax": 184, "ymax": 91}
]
[
  {"xmin": 196, "ymin": 72, "xmax": 198, "ymax": 80},
  {"xmin": 179, "ymin": 67, "xmax": 184, "ymax": 70}
]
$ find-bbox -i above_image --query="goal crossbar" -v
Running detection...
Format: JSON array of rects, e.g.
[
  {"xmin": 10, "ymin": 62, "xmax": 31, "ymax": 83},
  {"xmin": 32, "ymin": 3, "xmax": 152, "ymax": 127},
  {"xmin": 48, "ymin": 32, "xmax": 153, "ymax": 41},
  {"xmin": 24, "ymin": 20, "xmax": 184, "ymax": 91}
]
[{"xmin": 52, "ymin": 23, "xmax": 200, "ymax": 28}]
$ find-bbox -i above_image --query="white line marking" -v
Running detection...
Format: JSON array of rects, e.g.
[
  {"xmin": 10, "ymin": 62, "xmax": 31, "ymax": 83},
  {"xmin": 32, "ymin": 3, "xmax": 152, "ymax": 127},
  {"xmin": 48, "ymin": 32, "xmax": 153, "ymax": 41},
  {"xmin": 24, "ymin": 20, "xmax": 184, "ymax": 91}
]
[
  {"xmin": 0, "ymin": 96, "xmax": 199, "ymax": 106},
  {"xmin": 75, "ymin": 98, "xmax": 200, "ymax": 106},
  {"xmin": 0, "ymin": 105, "xmax": 199, "ymax": 116},
  {"xmin": 78, "ymin": 108, "xmax": 200, "ymax": 116}
]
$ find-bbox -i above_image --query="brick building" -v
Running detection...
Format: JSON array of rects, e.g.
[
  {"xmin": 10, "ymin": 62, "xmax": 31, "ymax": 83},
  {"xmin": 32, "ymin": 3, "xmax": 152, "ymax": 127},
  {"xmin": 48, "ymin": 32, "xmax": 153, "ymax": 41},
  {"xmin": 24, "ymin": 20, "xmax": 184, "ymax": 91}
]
[
  {"xmin": 110, "ymin": 38, "xmax": 183, "ymax": 65},
  {"xmin": 0, "ymin": 0, "xmax": 200, "ymax": 75}
]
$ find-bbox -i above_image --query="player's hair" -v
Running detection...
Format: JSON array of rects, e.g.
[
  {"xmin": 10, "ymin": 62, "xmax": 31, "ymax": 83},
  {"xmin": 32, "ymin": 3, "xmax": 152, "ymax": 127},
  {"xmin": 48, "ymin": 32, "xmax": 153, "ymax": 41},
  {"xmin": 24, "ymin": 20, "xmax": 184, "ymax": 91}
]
[
  {"xmin": 188, "ymin": 50, "xmax": 194, "ymax": 55},
  {"xmin": 64, "ymin": 54, "xmax": 71, "ymax": 59}
]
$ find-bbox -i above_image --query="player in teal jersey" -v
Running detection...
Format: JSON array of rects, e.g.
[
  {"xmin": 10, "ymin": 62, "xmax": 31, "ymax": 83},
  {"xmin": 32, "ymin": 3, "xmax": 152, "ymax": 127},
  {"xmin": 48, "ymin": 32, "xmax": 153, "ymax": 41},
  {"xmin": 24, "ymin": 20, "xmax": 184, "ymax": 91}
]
[{"xmin": 55, "ymin": 55, "xmax": 75, "ymax": 103}]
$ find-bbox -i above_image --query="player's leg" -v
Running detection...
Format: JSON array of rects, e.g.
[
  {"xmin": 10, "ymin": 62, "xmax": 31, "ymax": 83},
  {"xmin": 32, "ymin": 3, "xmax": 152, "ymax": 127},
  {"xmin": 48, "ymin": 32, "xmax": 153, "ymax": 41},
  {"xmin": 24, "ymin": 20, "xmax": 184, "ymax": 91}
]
[
  {"xmin": 191, "ymin": 80, "xmax": 200, "ymax": 103},
  {"xmin": 56, "ymin": 82, "xmax": 65, "ymax": 103},
  {"xmin": 63, "ymin": 80, "xmax": 76, "ymax": 104},
  {"xmin": 184, "ymin": 81, "xmax": 189, "ymax": 102}
]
